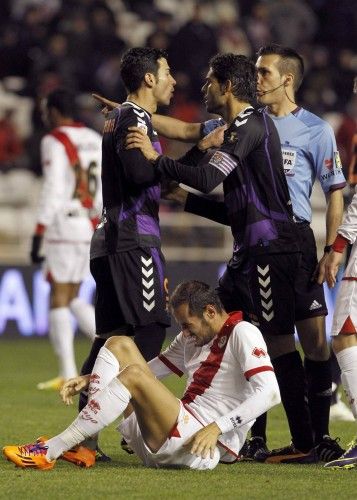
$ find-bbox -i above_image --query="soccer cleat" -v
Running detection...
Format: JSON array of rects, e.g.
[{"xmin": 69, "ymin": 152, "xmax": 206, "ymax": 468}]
[
  {"xmin": 37, "ymin": 377, "xmax": 64, "ymax": 391},
  {"xmin": 255, "ymin": 443, "xmax": 318, "ymax": 464},
  {"xmin": 330, "ymin": 400, "xmax": 355, "ymax": 422},
  {"xmin": 315, "ymin": 435, "xmax": 345, "ymax": 462},
  {"xmin": 324, "ymin": 438, "xmax": 357, "ymax": 469},
  {"xmin": 3, "ymin": 441, "xmax": 55, "ymax": 470},
  {"xmin": 95, "ymin": 445, "xmax": 112, "ymax": 462},
  {"xmin": 240, "ymin": 437, "xmax": 269, "ymax": 461},
  {"xmin": 61, "ymin": 445, "xmax": 96, "ymax": 468},
  {"xmin": 120, "ymin": 438, "xmax": 134, "ymax": 455}
]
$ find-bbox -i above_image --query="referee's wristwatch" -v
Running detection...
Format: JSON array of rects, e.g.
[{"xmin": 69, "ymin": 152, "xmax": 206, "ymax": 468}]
[{"xmin": 323, "ymin": 245, "xmax": 332, "ymax": 254}]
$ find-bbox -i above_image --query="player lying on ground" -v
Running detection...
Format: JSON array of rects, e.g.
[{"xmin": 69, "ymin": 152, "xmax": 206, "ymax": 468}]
[{"xmin": 3, "ymin": 281, "xmax": 280, "ymax": 470}]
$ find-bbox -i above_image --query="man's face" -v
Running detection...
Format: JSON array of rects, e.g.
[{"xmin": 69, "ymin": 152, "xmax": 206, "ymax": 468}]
[
  {"xmin": 153, "ymin": 57, "xmax": 176, "ymax": 106},
  {"xmin": 256, "ymin": 54, "xmax": 286, "ymax": 106},
  {"xmin": 201, "ymin": 68, "xmax": 225, "ymax": 115},
  {"xmin": 173, "ymin": 303, "xmax": 216, "ymax": 347}
]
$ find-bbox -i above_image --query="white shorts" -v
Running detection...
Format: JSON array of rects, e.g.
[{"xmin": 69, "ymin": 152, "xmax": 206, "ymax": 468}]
[
  {"xmin": 43, "ymin": 241, "xmax": 90, "ymax": 283},
  {"xmin": 118, "ymin": 401, "xmax": 221, "ymax": 470},
  {"xmin": 331, "ymin": 279, "xmax": 357, "ymax": 335}
]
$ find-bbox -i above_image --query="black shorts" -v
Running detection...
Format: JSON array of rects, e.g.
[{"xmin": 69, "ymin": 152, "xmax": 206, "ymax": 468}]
[
  {"xmin": 294, "ymin": 223, "xmax": 327, "ymax": 320},
  {"xmin": 90, "ymin": 248, "xmax": 170, "ymax": 336},
  {"xmin": 217, "ymin": 252, "xmax": 301, "ymax": 336}
]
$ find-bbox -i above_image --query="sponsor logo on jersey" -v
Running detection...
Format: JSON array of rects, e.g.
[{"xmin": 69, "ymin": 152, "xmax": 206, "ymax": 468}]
[
  {"xmin": 103, "ymin": 118, "xmax": 115, "ymax": 133},
  {"xmin": 218, "ymin": 335, "xmax": 227, "ymax": 349},
  {"xmin": 252, "ymin": 347, "xmax": 267, "ymax": 358},
  {"xmin": 334, "ymin": 151, "xmax": 342, "ymax": 170},
  {"xmin": 324, "ymin": 158, "xmax": 333, "ymax": 170}
]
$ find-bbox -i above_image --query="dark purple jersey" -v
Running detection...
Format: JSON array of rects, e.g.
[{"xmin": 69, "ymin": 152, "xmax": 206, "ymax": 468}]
[
  {"xmin": 156, "ymin": 107, "xmax": 299, "ymax": 256},
  {"xmin": 91, "ymin": 101, "xmax": 162, "ymax": 257}
]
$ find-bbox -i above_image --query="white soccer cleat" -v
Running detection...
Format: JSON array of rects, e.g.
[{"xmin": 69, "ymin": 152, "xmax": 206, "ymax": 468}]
[{"xmin": 330, "ymin": 400, "xmax": 355, "ymax": 422}]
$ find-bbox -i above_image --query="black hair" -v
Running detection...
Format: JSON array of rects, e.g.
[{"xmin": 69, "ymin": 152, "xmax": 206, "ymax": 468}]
[
  {"xmin": 209, "ymin": 53, "xmax": 257, "ymax": 104},
  {"xmin": 257, "ymin": 44, "xmax": 304, "ymax": 91},
  {"xmin": 46, "ymin": 89, "xmax": 76, "ymax": 117},
  {"xmin": 120, "ymin": 47, "xmax": 168, "ymax": 93},
  {"xmin": 170, "ymin": 280, "xmax": 224, "ymax": 317}
]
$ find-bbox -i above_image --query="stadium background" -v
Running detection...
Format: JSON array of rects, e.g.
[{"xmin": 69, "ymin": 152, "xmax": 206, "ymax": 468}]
[{"xmin": 0, "ymin": 0, "xmax": 356, "ymax": 339}]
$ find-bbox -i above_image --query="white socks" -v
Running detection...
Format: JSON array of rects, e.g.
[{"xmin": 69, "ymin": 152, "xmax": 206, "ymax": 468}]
[
  {"xmin": 49, "ymin": 308, "xmax": 77, "ymax": 379},
  {"xmin": 336, "ymin": 345, "xmax": 357, "ymax": 419},
  {"xmin": 88, "ymin": 347, "xmax": 120, "ymax": 397},
  {"xmin": 70, "ymin": 298, "xmax": 96, "ymax": 341},
  {"xmin": 46, "ymin": 378, "xmax": 131, "ymax": 460}
]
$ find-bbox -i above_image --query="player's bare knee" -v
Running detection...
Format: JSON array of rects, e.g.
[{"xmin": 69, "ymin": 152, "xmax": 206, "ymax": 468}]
[
  {"xmin": 332, "ymin": 333, "xmax": 357, "ymax": 354},
  {"xmin": 105, "ymin": 335, "xmax": 136, "ymax": 357},
  {"xmin": 118, "ymin": 364, "xmax": 147, "ymax": 390}
]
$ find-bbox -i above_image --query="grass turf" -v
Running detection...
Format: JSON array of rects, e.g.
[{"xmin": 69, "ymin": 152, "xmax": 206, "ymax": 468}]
[{"xmin": 0, "ymin": 338, "xmax": 356, "ymax": 499}]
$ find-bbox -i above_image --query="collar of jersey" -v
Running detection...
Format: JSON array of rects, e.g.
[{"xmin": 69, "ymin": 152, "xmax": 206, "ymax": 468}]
[
  {"xmin": 237, "ymin": 106, "xmax": 254, "ymax": 117},
  {"xmin": 122, "ymin": 100, "xmax": 151, "ymax": 119}
]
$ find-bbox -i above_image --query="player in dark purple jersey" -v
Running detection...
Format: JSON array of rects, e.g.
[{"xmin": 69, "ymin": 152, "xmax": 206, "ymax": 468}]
[
  {"xmin": 126, "ymin": 53, "xmax": 318, "ymax": 463},
  {"xmin": 63, "ymin": 47, "xmax": 176, "ymax": 467}
]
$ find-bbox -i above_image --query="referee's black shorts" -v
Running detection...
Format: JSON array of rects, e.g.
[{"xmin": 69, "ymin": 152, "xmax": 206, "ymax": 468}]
[{"xmin": 90, "ymin": 248, "xmax": 170, "ymax": 336}]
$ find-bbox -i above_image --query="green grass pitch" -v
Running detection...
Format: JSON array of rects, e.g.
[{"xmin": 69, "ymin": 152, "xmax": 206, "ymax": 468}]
[{"xmin": 0, "ymin": 337, "xmax": 356, "ymax": 499}]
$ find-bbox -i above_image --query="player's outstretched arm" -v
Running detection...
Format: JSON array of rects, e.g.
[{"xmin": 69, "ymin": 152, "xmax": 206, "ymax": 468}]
[
  {"xmin": 93, "ymin": 92, "xmax": 201, "ymax": 141},
  {"xmin": 152, "ymin": 114, "xmax": 201, "ymax": 142}
]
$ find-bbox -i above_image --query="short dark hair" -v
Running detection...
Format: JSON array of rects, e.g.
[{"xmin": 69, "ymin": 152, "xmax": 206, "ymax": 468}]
[
  {"xmin": 120, "ymin": 47, "xmax": 168, "ymax": 93},
  {"xmin": 170, "ymin": 281, "xmax": 224, "ymax": 317},
  {"xmin": 256, "ymin": 44, "xmax": 304, "ymax": 91},
  {"xmin": 46, "ymin": 89, "xmax": 76, "ymax": 117},
  {"xmin": 209, "ymin": 53, "xmax": 257, "ymax": 104}
]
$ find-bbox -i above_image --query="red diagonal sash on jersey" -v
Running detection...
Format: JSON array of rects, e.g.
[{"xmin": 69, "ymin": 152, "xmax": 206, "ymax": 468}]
[
  {"xmin": 181, "ymin": 312, "xmax": 243, "ymax": 405},
  {"xmin": 50, "ymin": 128, "xmax": 95, "ymax": 214}
]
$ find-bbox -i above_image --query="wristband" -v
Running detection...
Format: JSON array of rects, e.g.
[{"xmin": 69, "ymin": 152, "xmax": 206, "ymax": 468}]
[{"xmin": 332, "ymin": 234, "xmax": 349, "ymax": 253}]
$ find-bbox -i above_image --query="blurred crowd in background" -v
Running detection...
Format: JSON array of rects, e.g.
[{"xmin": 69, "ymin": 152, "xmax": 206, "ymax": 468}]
[{"xmin": 0, "ymin": 0, "xmax": 356, "ymax": 261}]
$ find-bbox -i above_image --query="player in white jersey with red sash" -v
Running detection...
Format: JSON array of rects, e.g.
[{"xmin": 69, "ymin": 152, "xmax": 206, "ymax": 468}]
[
  {"xmin": 3, "ymin": 281, "xmax": 280, "ymax": 471},
  {"xmin": 30, "ymin": 89, "xmax": 102, "ymax": 389},
  {"xmin": 323, "ymin": 184, "xmax": 357, "ymax": 469}
]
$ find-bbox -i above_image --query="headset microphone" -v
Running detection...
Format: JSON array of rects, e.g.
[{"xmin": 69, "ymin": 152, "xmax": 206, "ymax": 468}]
[{"xmin": 257, "ymin": 82, "xmax": 285, "ymax": 95}]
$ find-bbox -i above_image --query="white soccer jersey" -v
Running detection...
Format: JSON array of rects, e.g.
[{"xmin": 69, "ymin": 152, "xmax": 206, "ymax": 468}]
[
  {"xmin": 37, "ymin": 124, "xmax": 102, "ymax": 242},
  {"xmin": 338, "ymin": 186, "xmax": 357, "ymax": 279},
  {"xmin": 149, "ymin": 312, "xmax": 279, "ymax": 459}
]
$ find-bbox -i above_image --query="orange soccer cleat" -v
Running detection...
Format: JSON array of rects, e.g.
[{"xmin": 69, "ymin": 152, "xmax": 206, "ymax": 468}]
[
  {"xmin": 3, "ymin": 441, "xmax": 55, "ymax": 470},
  {"xmin": 61, "ymin": 445, "xmax": 96, "ymax": 468}
]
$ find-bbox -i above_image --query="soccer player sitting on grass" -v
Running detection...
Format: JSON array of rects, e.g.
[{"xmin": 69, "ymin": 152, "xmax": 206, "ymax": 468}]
[{"xmin": 3, "ymin": 281, "xmax": 280, "ymax": 471}]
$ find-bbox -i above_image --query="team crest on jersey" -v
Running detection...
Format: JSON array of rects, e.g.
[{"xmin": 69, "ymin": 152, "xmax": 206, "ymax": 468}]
[
  {"xmin": 137, "ymin": 123, "xmax": 148, "ymax": 134},
  {"xmin": 334, "ymin": 151, "xmax": 342, "ymax": 170},
  {"xmin": 227, "ymin": 131, "xmax": 238, "ymax": 143},
  {"xmin": 252, "ymin": 347, "xmax": 267, "ymax": 358},
  {"xmin": 218, "ymin": 335, "xmax": 227, "ymax": 349}
]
